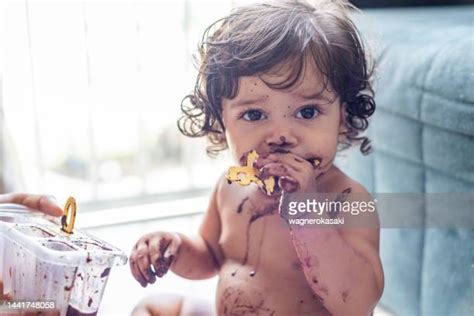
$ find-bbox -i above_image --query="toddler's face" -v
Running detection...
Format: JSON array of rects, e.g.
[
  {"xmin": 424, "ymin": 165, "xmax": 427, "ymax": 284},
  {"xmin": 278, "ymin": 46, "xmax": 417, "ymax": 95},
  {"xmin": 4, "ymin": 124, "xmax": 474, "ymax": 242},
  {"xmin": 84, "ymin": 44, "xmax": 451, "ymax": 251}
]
[{"xmin": 222, "ymin": 60, "xmax": 345, "ymax": 173}]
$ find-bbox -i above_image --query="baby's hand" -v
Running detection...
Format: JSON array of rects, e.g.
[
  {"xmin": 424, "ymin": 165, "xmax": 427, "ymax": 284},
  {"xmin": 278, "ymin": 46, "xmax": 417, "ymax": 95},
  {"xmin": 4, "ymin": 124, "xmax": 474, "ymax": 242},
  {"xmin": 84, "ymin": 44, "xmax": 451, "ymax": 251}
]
[
  {"xmin": 129, "ymin": 231, "xmax": 181, "ymax": 287},
  {"xmin": 260, "ymin": 153, "xmax": 323, "ymax": 193}
]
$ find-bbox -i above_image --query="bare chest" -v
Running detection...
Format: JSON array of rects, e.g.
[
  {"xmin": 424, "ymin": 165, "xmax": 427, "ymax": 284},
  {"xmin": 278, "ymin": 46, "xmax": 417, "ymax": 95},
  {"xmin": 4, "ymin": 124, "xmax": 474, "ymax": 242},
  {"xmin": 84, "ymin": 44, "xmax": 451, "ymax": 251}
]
[{"xmin": 218, "ymin": 184, "xmax": 301, "ymax": 273}]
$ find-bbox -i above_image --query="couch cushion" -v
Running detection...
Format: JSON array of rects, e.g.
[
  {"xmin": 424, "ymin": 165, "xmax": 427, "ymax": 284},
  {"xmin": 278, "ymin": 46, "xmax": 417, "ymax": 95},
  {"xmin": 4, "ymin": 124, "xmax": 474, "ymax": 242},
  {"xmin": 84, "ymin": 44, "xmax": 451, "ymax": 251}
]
[{"xmin": 348, "ymin": 6, "xmax": 474, "ymax": 315}]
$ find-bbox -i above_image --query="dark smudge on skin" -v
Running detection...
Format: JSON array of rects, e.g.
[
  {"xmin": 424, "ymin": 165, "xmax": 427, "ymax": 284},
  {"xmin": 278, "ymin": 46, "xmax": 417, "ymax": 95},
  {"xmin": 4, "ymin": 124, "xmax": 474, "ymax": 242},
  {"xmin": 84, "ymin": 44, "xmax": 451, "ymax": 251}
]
[
  {"xmin": 329, "ymin": 187, "xmax": 352, "ymax": 219},
  {"xmin": 221, "ymin": 287, "xmax": 276, "ymax": 316},
  {"xmin": 236, "ymin": 196, "xmax": 278, "ymax": 267},
  {"xmin": 243, "ymin": 202, "xmax": 278, "ymax": 265},
  {"xmin": 341, "ymin": 290, "xmax": 349, "ymax": 303},
  {"xmin": 302, "ymin": 243, "xmax": 312, "ymax": 268},
  {"xmin": 291, "ymin": 261, "xmax": 302, "ymax": 271},
  {"xmin": 237, "ymin": 197, "xmax": 249, "ymax": 214},
  {"xmin": 154, "ymin": 239, "xmax": 174, "ymax": 277},
  {"xmin": 320, "ymin": 285, "xmax": 329, "ymax": 296}
]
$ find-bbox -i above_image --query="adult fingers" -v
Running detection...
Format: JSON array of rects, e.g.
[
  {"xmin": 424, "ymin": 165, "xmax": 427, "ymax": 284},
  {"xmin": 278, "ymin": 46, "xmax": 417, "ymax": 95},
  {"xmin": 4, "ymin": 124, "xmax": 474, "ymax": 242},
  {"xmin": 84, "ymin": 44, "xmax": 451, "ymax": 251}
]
[{"xmin": 0, "ymin": 193, "xmax": 63, "ymax": 217}]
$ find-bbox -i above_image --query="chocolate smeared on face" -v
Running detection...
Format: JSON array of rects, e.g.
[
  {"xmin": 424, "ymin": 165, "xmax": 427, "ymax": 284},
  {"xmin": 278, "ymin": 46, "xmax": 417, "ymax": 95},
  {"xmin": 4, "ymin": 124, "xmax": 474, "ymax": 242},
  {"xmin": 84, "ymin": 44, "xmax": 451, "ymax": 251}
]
[{"xmin": 306, "ymin": 157, "xmax": 321, "ymax": 168}]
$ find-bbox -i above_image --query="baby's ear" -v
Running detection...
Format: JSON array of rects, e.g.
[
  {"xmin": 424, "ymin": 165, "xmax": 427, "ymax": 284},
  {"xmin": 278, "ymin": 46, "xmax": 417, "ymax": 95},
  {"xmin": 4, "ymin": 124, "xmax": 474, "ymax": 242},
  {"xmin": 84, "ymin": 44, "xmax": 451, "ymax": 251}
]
[{"xmin": 338, "ymin": 102, "xmax": 348, "ymax": 134}]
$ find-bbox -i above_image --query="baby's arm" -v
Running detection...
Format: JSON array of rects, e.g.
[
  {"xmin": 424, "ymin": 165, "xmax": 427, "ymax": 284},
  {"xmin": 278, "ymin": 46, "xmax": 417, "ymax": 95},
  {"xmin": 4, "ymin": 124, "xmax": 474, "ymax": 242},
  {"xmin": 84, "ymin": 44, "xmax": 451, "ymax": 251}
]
[
  {"xmin": 170, "ymin": 178, "xmax": 223, "ymax": 280},
  {"xmin": 130, "ymin": 179, "xmax": 223, "ymax": 286},
  {"xmin": 290, "ymin": 185, "xmax": 384, "ymax": 316}
]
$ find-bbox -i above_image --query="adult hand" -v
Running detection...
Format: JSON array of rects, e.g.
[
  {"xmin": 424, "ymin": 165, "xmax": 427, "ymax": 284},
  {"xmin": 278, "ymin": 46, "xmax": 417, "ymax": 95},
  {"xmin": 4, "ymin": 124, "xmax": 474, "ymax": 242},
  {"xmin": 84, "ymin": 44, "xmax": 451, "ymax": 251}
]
[{"xmin": 0, "ymin": 193, "xmax": 63, "ymax": 217}]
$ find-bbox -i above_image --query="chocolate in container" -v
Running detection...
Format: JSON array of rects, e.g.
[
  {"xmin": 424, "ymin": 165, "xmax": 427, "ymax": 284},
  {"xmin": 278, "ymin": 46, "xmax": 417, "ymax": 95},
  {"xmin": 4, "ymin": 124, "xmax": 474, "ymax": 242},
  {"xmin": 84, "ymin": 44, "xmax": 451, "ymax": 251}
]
[{"xmin": 0, "ymin": 203, "xmax": 127, "ymax": 315}]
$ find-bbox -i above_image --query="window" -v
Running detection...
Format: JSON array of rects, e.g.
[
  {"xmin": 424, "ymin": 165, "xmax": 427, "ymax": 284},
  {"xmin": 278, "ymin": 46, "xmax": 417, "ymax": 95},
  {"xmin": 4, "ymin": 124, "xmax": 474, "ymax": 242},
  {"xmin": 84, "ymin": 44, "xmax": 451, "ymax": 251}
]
[{"xmin": 1, "ymin": 0, "xmax": 243, "ymax": 210}]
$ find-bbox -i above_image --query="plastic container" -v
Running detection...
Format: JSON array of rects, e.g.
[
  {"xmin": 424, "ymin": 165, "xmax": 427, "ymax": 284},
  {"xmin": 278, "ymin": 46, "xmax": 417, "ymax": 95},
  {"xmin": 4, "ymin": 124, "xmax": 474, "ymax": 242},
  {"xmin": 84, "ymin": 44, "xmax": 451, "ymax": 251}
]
[{"xmin": 0, "ymin": 203, "xmax": 127, "ymax": 315}]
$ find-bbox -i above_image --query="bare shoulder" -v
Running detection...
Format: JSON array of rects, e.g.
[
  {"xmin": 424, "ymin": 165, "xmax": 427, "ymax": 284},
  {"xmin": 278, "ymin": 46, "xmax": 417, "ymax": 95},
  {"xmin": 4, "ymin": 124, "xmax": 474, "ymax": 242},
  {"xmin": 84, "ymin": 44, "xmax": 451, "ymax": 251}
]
[
  {"xmin": 215, "ymin": 172, "xmax": 240, "ymax": 212},
  {"xmin": 320, "ymin": 165, "xmax": 371, "ymax": 196}
]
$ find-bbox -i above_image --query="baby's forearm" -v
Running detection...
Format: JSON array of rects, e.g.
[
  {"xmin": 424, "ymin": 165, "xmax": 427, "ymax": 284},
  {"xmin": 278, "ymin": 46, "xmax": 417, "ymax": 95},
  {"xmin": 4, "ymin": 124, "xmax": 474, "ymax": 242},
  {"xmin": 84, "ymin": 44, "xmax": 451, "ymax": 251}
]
[
  {"xmin": 291, "ymin": 228, "xmax": 382, "ymax": 316},
  {"xmin": 170, "ymin": 233, "xmax": 219, "ymax": 280}
]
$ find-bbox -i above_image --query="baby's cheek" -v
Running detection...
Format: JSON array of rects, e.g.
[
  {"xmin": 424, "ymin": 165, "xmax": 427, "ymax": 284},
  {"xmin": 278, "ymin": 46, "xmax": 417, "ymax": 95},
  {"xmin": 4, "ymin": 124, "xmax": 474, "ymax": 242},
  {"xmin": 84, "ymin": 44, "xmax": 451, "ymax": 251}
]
[{"xmin": 312, "ymin": 138, "xmax": 338, "ymax": 168}]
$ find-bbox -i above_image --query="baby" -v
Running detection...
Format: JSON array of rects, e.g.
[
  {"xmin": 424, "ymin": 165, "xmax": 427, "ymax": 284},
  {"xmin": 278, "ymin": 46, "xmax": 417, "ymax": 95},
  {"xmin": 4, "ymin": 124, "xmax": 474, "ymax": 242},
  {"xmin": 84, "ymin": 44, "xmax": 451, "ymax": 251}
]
[{"xmin": 130, "ymin": 1, "xmax": 384, "ymax": 315}]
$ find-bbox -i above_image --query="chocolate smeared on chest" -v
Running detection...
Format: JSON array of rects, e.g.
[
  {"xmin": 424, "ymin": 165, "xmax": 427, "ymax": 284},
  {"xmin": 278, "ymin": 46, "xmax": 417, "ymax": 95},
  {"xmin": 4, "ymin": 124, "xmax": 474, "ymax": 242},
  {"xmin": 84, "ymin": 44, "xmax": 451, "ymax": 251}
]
[
  {"xmin": 237, "ymin": 197, "xmax": 249, "ymax": 214},
  {"xmin": 241, "ymin": 198, "xmax": 279, "ymax": 265},
  {"xmin": 221, "ymin": 286, "xmax": 276, "ymax": 316}
]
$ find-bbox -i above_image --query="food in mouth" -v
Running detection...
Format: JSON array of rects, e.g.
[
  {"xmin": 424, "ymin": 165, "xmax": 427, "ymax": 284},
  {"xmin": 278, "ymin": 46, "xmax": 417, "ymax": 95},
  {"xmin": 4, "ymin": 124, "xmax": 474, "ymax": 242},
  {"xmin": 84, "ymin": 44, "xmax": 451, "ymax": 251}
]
[{"xmin": 225, "ymin": 150, "xmax": 321, "ymax": 195}]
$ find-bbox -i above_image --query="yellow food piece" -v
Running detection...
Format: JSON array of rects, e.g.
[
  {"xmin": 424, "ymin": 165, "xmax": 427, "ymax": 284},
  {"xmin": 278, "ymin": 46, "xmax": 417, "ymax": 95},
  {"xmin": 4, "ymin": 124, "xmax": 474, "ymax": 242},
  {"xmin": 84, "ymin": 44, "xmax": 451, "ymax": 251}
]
[{"xmin": 225, "ymin": 150, "xmax": 276, "ymax": 195}]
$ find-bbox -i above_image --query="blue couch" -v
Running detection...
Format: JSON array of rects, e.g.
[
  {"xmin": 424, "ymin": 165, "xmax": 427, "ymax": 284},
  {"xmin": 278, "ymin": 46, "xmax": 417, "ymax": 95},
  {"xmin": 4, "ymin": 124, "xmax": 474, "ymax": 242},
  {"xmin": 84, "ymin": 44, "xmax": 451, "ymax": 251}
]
[{"xmin": 336, "ymin": 6, "xmax": 474, "ymax": 315}]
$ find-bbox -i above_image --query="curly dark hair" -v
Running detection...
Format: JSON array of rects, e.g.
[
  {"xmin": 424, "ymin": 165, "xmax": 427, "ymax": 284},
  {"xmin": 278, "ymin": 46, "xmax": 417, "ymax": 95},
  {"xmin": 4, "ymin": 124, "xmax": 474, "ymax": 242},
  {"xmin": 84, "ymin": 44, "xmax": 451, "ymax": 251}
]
[{"xmin": 178, "ymin": 0, "xmax": 376, "ymax": 157}]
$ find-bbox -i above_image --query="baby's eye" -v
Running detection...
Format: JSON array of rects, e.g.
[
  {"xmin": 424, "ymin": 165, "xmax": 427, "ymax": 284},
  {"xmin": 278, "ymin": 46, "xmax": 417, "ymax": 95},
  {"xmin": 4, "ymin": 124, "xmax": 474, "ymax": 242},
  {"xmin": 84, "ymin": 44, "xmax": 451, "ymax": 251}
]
[
  {"xmin": 242, "ymin": 110, "xmax": 266, "ymax": 121},
  {"xmin": 296, "ymin": 106, "xmax": 320, "ymax": 119}
]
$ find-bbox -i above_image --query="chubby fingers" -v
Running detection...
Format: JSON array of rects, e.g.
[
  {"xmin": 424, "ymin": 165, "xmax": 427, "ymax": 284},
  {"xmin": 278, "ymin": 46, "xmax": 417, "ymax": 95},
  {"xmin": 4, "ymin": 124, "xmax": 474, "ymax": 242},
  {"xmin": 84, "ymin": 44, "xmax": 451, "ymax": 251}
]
[
  {"xmin": 268, "ymin": 153, "xmax": 321, "ymax": 172},
  {"xmin": 130, "ymin": 249, "xmax": 148, "ymax": 287},
  {"xmin": 130, "ymin": 237, "xmax": 155, "ymax": 287},
  {"xmin": 259, "ymin": 162, "xmax": 299, "ymax": 193},
  {"xmin": 149, "ymin": 233, "xmax": 180, "ymax": 278},
  {"xmin": 260, "ymin": 153, "xmax": 324, "ymax": 193}
]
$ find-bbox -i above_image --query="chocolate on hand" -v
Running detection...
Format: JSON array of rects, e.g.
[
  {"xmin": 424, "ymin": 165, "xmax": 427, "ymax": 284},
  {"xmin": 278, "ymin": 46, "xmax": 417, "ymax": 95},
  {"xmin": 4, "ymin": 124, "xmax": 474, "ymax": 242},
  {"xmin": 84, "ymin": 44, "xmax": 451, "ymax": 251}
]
[
  {"xmin": 153, "ymin": 239, "xmax": 175, "ymax": 278},
  {"xmin": 226, "ymin": 150, "xmax": 321, "ymax": 196}
]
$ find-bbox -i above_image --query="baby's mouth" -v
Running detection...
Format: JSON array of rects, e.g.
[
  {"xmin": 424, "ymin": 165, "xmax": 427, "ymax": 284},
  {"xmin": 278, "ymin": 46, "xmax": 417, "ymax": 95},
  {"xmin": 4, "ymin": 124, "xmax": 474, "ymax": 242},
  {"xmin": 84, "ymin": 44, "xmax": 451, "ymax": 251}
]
[{"xmin": 271, "ymin": 148, "xmax": 290, "ymax": 154}]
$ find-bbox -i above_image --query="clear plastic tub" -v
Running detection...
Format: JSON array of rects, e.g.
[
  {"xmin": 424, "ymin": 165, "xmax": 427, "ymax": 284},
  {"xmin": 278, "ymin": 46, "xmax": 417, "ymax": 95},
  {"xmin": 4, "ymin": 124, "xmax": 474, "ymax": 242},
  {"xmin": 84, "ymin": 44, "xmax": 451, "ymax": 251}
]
[{"xmin": 0, "ymin": 204, "xmax": 127, "ymax": 315}]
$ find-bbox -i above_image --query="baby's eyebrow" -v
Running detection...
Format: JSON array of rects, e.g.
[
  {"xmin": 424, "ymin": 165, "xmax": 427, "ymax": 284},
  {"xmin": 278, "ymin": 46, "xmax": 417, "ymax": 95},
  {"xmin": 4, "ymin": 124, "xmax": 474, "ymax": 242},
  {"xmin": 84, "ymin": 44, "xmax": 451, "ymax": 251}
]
[
  {"xmin": 297, "ymin": 91, "xmax": 328, "ymax": 101},
  {"xmin": 231, "ymin": 95, "xmax": 268, "ymax": 107}
]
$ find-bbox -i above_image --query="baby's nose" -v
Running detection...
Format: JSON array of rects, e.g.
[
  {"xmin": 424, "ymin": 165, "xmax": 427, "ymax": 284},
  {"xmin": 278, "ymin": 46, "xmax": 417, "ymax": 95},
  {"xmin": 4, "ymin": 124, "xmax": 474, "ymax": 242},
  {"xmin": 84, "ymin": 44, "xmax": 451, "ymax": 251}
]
[{"xmin": 265, "ymin": 124, "xmax": 297, "ymax": 148}]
